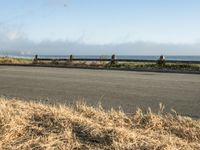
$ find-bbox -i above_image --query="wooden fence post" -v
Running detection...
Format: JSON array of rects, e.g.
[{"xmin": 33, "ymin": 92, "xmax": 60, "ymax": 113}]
[
  {"xmin": 110, "ymin": 54, "xmax": 116, "ymax": 65},
  {"xmin": 157, "ymin": 55, "xmax": 166, "ymax": 66},
  {"xmin": 33, "ymin": 55, "xmax": 38, "ymax": 64},
  {"xmin": 69, "ymin": 55, "xmax": 73, "ymax": 62}
]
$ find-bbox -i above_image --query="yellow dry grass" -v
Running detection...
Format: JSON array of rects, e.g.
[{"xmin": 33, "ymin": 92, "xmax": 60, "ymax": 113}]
[
  {"xmin": 0, "ymin": 98, "xmax": 200, "ymax": 150},
  {"xmin": 0, "ymin": 57, "xmax": 31, "ymax": 64}
]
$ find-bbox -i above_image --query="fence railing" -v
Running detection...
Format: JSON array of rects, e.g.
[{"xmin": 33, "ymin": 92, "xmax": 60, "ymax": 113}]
[{"xmin": 33, "ymin": 55, "xmax": 200, "ymax": 64}]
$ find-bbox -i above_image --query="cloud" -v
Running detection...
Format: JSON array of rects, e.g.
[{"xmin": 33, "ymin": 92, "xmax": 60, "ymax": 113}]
[{"xmin": 0, "ymin": 29, "xmax": 200, "ymax": 55}]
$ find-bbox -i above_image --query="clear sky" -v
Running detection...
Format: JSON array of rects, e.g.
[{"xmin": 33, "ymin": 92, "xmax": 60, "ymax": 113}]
[{"xmin": 1, "ymin": 0, "xmax": 200, "ymax": 55}]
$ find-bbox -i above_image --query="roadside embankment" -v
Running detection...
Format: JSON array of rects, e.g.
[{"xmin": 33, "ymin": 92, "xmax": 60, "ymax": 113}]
[
  {"xmin": 0, "ymin": 56, "xmax": 200, "ymax": 74},
  {"xmin": 0, "ymin": 57, "xmax": 32, "ymax": 64},
  {"xmin": 0, "ymin": 98, "xmax": 200, "ymax": 149}
]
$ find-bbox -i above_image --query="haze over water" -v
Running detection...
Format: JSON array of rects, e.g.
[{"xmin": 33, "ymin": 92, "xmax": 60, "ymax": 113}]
[{"xmin": 1, "ymin": 0, "xmax": 200, "ymax": 55}]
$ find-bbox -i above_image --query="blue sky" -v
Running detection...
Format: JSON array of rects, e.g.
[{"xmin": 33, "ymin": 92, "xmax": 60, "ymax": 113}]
[{"xmin": 1, "ymin": 0, "xmax": 200, "ymax": 55}]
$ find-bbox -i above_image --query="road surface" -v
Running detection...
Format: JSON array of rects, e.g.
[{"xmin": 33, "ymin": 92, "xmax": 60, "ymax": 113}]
[{"xmin": 0, "ymin": 66, "xmax": 200, "ymax": 118}]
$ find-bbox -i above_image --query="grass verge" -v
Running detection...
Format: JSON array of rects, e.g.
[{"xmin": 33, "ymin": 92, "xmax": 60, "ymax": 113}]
[
  {"xmin": 1, "ymin": 57, "xmax": 200, "ymax": 72},
  {"xmin": 0, "ymin": 98, "xmax": 200, "ymax": 149},
  {"xmin": 0, "ymin": 57, "xmax": 32, "ymax": 64},
  {"xmin": 110, "ymin": 62, "xmax": 200, "ymax": 71}
]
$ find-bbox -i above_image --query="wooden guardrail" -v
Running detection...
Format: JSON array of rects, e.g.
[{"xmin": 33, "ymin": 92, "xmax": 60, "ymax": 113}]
[{"xmin": 33, "ymin": 55, "xmax": 200, "ymax": 64}]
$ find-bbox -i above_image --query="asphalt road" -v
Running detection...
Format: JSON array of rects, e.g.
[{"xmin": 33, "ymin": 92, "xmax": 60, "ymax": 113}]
[{"xmin": 0, "ymin": 66, "xmax": 200, "ymax": 118}]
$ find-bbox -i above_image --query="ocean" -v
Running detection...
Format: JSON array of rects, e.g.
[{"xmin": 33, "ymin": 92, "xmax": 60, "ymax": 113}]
[{"xmin": 1, "ymin": 54, "xmax": 200, "ymax": 61}]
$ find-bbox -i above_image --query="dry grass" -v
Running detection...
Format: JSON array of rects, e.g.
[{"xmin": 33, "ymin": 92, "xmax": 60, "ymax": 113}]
[
  {"xmin": 0, "ymin": 57, "xmax": 32, "ymax": 64},
  {"xmin": 0, "ymin": 98, "xmax": 200, "ymax": 150},
  {"xmin": 1, "ymin": 57, "xmax": 199, "ymax": 71},
  {"xmin": 42, "ymin": 60, "xmax": 107, "ymax": 67}
]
